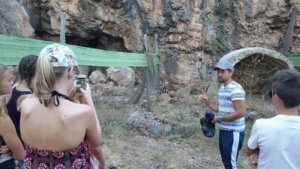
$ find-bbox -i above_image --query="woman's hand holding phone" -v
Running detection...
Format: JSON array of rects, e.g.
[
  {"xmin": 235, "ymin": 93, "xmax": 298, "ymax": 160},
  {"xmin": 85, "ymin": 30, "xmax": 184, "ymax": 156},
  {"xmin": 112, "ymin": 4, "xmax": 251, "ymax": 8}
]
[{"xmin": 79, "ymin": 83, "xmax": 94, "ymax": 107}]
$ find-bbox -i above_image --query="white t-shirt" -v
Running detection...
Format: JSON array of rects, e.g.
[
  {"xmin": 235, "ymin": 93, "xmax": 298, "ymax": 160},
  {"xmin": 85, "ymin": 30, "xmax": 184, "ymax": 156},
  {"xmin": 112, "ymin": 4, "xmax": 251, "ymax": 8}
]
[{"xmin": 248, "ymin": 115, "xmax": 300, "ymax": 169}]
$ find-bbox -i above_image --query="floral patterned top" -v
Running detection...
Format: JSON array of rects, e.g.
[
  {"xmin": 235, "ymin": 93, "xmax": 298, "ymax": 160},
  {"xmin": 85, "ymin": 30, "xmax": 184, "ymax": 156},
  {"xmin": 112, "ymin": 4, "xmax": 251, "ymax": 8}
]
[{"xmin": 24, "ymin": 140, "xmax": 92, "ymax": 169}]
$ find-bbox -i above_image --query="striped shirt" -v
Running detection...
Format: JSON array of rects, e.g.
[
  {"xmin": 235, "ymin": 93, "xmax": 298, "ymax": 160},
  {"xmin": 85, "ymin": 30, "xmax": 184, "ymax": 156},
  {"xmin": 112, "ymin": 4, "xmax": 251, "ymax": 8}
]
[{"xmin": 218, "ymin": 80, "xmax": 245, "ymax": 131}]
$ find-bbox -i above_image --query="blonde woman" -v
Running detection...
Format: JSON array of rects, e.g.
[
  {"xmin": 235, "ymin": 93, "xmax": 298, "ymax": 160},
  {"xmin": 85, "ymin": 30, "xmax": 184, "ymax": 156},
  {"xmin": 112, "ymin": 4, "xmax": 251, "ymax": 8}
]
[
  {"xmin": 19, "ymin": 44, "xmax": 105, "ymax": 169},
  {"xmin": 0, "ymin": 64, "xmax": 24, "ymax": 168}
]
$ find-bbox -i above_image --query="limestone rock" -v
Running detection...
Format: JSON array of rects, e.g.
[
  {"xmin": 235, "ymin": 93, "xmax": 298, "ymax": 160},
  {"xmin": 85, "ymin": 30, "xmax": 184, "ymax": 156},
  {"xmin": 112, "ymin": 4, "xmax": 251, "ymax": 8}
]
[
  {"xmin": 3, "ymin": 0, "xmax": 298, "ymax": 93},
  {"xmin": 107, "ymin": 67, "xmax": 135, "ymax": 87},
  {"xmin": 89, "ymin": 70, "xmax": 107, "ymax": 84},
  {"xmin": 0, "ymin": 0, "xmax": 34, "ymax": 37}
]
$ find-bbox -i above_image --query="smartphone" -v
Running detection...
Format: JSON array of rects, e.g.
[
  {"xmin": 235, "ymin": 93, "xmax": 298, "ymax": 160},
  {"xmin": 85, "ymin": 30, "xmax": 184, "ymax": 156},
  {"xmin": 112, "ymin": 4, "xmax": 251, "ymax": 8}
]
[{"xmin": 76, "ymin": 74, "xmax": 86, "ymax": 93}]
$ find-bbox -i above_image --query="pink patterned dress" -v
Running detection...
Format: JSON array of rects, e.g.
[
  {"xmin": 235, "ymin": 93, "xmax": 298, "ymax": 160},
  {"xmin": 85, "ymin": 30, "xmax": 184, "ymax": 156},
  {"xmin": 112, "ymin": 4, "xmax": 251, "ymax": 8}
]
[{"xmin": 24, "ymin": 140, "xmax": 92, "ymax": 169}]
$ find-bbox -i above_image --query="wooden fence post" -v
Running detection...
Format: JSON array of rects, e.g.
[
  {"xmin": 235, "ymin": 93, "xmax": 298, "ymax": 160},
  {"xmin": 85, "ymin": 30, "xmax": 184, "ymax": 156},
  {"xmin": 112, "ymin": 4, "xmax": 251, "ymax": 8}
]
[
  {"xmin": 143, "ymin": 34, "xmax": 152, "ymax": 111},
  {"xmin": 154, "ymin": 33, "xmax": 160, "ymax": 95},
  {"xmin": 60, "ymin": 12, "xmax": 66, "ymax": 44}
]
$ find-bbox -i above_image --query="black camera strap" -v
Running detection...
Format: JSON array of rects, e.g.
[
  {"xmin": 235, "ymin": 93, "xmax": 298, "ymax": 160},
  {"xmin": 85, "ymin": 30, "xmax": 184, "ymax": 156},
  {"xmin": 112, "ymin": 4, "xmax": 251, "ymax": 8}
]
[{"xmin": 51, "ymin": 90, "xmax": 71, "ymax": 106}]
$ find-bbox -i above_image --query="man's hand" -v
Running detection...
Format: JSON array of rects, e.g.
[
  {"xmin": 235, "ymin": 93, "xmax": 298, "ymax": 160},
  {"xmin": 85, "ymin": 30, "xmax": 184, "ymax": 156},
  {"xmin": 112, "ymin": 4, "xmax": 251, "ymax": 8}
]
[
  {"xmin": 247, "ymin": 147, "xmax": 259, "ymax": 169},
  {"xmin": 249, "ymin": 152, "xmax": 258, "ymax": 169},
  {"xmin": 199, "ymin": 89, "xmax": 209, "ymax": 107},
  {"xmin": 211, "ymin": 116, "xmax": 217, "ymax": 124},
  {"xmin": 199, "ymin": 89, "xmax": 219, "ymax": 112}
]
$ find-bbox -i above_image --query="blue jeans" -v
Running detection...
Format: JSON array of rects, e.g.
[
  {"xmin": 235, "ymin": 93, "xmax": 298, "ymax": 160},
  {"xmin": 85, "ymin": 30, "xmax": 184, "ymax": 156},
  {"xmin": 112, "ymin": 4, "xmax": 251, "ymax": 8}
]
[{"xmin": 219, "ymin": 130, "xmax": 244, "ymax": 169}]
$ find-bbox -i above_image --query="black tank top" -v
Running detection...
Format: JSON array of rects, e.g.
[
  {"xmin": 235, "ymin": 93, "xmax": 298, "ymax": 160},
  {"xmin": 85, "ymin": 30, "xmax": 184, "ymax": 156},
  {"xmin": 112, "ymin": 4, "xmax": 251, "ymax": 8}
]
[
  {"xmin": 0, "ymin": 136, "xmax": 5, "ymax": 146},
  {"xmin": 6, "ymin": 87, "xmax": 32, "ymax": 139}
]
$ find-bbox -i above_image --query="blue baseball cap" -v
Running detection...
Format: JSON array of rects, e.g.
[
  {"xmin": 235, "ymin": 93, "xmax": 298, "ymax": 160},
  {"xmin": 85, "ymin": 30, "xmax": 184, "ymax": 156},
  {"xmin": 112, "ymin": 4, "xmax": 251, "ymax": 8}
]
[{"xmin": 213, "ymin": 59, "xmax": 234, "ymax": 71}]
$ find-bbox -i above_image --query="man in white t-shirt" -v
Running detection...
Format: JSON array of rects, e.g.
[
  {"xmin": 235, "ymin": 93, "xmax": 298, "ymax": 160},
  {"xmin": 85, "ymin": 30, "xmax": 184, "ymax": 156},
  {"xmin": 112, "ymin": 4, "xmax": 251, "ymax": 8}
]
[
  {"xmin": 200, "ymin": 59, "xmax": 246, "ymax": 169},
  {"xmin": 247, "ymin": 69, "xmax": 300, "ymax": 169}
]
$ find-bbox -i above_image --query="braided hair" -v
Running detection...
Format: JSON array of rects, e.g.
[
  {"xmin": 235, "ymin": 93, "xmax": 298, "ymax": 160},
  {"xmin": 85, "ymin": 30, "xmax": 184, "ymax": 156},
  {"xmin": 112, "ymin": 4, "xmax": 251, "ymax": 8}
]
[{"xmin": 18, "ymin": 55, "xmax": 38, "ymax": 87}]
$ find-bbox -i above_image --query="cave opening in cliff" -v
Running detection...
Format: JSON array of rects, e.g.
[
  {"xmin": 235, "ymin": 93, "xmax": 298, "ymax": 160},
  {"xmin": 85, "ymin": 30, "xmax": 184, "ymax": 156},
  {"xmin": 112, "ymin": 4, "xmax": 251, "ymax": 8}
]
[
  {"xmin": 66, "ymin": 33, "xmax": 128, "ymax": 52},
  {"xmin": 232, "ymin": 53, "xmax": 289, "ymax": 96},
  {"xmin": 35, "ymin": 30, "xmax": 128, "ymax": 52}
]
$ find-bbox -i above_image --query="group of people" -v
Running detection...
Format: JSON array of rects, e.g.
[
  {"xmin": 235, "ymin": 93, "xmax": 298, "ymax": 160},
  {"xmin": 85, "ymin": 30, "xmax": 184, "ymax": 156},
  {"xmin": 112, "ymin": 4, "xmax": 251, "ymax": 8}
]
[
  {"xmin": 0, "ymin": 42, "xmax": 299, "ymax": 169},
  {"xmin": 200, "ymin": 59, "xmax": 300, "ymax": 169},
  {"xmin": 0, "ymin": 44, "xmax": 105, "ymax": 169}
]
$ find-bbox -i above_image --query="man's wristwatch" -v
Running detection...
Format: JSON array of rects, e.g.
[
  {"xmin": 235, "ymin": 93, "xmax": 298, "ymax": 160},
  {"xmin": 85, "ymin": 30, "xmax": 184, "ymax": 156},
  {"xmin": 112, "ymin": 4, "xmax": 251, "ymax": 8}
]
[{"xmin": 217, "ymin": 116, "xmax": 222, "ymax": 123}]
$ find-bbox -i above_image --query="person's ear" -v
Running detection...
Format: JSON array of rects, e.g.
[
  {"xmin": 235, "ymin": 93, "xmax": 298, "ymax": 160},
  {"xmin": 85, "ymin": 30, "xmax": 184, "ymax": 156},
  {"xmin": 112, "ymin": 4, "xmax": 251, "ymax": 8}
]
[{"xmin": 273, "ymin": 93, "xmax": 282, "ymax": 107}]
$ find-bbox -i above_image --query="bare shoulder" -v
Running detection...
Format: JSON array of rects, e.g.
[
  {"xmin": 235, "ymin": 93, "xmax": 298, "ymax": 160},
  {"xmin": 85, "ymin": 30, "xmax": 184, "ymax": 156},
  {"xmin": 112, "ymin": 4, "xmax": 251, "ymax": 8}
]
[
  {"xmin": 17, "ymin": 94, "xmax": 32, "ymax": 105},
  {"xmin": 21, "ymin": 94, "xmax": 37, "ymax": 104},
  {"xmin": 68, "ymin": 102, "xmax": 94, "ymax": 118},
  {"xmin": 19, "ymin": 95, "xmax": 40, "ymax": 112}
]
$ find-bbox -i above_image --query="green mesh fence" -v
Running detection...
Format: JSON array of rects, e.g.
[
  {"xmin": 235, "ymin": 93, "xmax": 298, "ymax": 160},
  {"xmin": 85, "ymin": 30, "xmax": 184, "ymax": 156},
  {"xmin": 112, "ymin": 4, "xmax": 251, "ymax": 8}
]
[
  {"xmin": 288, "ymin": 55, "xmax": 300, "ymax": 67},
  {"xmin": 0, "ymin": 34, "xmax": 159, "ymax": 67}
]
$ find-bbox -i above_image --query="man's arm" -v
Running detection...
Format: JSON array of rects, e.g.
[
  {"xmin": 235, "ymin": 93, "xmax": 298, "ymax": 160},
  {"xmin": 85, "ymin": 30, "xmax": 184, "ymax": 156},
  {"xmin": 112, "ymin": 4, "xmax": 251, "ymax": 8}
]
[
  {"xmin": 206, "ymin": 101, "xmax": 219, "ymax": 112},
  {"xmin": 222, "ymin": 100, "xmax": 246, "ymax": 122},
  {"xmin": 247, "ymin": 148, "xmax": 259, "ymax": 169},
  {"xmin": 247, "ymin": 120, "xmax": 260, "ymax": 167},
  {"xmin": 246, "ymin": 147, "xmax": 259, "ymax": 156},
  {"xmin": 199, "ymin": 90, "xmax": 219, "ymax": 112},
  {"xmin": 212, "ymin": 100, "xmax": 246, "ymax": 123}
]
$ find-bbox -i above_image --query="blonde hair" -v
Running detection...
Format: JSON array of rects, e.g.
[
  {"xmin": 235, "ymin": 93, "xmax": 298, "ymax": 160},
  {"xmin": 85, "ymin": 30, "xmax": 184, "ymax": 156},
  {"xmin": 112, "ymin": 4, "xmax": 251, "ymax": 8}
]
[
  {"xmin": 0, "ymin": 100, "xmax": 7, "ymax": 117},
  {"xmin": 33, "ymin": 54, "xmax": 65, "ymax": 107},
  {"xmin": 0, "ymin": 64, "xmax": 7, "ymax": 80},
  {"xmin": 0, "ymin": 64, "xmax": 8, "ymax": 117}
]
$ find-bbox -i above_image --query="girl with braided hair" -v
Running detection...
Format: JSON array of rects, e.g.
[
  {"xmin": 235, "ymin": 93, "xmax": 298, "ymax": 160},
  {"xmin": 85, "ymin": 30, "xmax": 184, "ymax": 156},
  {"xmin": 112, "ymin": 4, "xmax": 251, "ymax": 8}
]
[{"xmin": 7, "ymin": 55, "xmax": 38, "ymax": 139}]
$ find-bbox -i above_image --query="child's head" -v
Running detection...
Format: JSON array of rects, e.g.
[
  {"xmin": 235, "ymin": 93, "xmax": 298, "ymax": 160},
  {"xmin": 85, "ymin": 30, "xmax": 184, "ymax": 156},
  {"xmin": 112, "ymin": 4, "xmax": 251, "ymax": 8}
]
[
  {"xmin": 0, "ymin": 64, "xmax": 13, "ymax": 95},
  {"xmin": 18, "ymin": 55, "xmax": 38, "ymax": 87},
  {"xmin": 272, "ymin": 69, "xmax": 300, "ymax": 108}
]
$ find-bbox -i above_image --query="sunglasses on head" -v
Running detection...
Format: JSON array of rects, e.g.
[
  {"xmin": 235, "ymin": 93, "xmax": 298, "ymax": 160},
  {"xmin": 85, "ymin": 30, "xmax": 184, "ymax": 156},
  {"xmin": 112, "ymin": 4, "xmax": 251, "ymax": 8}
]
[
  {"xmin": 73, "ymin": 66, "xmax": 80, "ymax": 76},
  {"xmin": 67, "ymin": 66, "xmax": 80, "ymax": 77}
]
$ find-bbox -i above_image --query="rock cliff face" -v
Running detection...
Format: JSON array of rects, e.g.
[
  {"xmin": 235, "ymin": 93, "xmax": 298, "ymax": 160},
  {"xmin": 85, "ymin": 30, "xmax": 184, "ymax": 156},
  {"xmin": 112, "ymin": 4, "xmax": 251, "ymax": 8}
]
[
  {"xmin": 1, "ymin": 0, "xmax": 299, "ymax": 91},
  {"xmin": 0, "ymin": 0, "xmax": 34, "ymax": 37}
]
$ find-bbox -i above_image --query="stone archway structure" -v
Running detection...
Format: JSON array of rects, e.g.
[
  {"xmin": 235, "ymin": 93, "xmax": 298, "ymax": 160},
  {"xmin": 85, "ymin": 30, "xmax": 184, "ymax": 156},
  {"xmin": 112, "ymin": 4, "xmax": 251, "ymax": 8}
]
[{"xmin": 221, "ymin": 47, "xmax": 293, "ymax": 95}]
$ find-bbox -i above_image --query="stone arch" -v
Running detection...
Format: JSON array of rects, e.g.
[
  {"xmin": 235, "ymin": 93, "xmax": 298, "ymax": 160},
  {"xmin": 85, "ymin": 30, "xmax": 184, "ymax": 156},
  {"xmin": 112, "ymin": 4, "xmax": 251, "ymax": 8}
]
[{"xmin": 221, "ymin": 47, "xmax": 293, "ymax": 95}]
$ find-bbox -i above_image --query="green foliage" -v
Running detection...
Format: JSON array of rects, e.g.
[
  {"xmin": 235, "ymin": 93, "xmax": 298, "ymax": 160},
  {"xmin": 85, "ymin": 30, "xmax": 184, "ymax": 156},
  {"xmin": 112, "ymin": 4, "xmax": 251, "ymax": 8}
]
[
  {"xmin": 212, "ymin": 36, "xmax": 222, "ymax": 52},
  {"xmin": 206, "ymin": 15, "xmax": 213, "ymax": 26}
]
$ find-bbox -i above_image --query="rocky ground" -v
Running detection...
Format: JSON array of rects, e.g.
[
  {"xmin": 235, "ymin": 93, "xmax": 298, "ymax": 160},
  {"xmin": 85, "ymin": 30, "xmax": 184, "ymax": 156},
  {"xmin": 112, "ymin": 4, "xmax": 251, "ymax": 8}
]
[{"xmin": 94, "ymin": 94, "xmax": 276, "ymax": 169}]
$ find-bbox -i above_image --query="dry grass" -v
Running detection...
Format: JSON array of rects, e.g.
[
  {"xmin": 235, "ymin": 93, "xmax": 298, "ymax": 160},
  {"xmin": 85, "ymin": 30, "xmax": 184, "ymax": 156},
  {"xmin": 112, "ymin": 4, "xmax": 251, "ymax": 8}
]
[{"xmin": 94, "ymin": 94, "xmax": 277, "ymax": 169}]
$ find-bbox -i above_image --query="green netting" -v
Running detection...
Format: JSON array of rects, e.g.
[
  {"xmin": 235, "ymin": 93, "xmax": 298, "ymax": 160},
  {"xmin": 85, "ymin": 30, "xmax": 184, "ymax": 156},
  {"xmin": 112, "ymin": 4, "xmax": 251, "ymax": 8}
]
[
  {"xmin": 288, "ymin": 55, "xmax": 300, "ymax": 67},
  {"xmin": 0, "ymin": 34, "xmax": 159, "ymax": 67}
]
